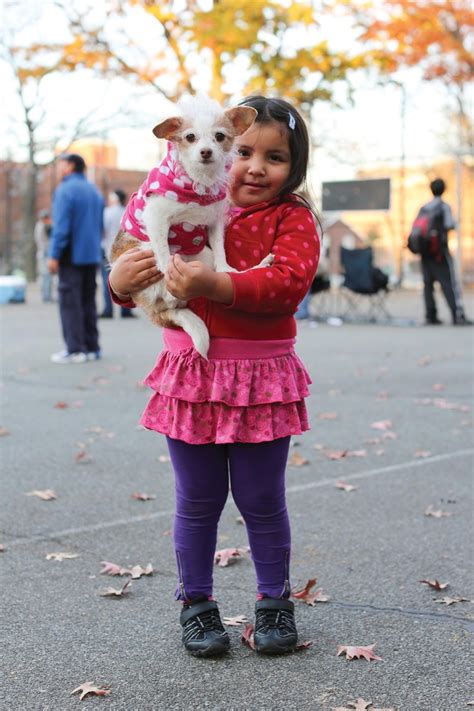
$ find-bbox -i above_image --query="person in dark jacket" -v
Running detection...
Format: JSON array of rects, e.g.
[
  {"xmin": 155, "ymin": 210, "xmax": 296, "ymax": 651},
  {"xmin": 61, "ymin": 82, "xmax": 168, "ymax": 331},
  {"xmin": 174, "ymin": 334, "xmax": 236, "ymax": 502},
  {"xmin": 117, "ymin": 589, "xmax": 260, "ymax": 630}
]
[
  {"xmin": 48, "ymin": 153, "xmax": 104, "ymax": 363},
  {"xmin": 420, "ymin": 178, "xmax": 470, "ymax": 326}
]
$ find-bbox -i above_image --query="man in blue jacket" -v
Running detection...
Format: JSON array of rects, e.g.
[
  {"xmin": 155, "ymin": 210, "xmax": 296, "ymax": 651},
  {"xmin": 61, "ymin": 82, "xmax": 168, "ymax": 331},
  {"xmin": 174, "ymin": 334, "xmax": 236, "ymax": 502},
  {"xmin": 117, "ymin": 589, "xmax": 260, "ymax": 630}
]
[{"xmin": 48, "ymin": 154, "xmax": 104, "ymax": 363}]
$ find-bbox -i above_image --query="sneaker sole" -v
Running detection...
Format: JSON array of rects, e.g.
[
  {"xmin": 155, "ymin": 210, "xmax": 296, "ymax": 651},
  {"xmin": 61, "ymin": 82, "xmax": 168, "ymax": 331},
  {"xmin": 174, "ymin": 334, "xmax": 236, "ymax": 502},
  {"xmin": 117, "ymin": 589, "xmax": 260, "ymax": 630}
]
[
  {"xmin": 254, "ymin": 640, "xmax": 297, "ymax": 655},
  {"xmin": 185, "ymin": 640, "xmax": 230, "ymax": 658}
]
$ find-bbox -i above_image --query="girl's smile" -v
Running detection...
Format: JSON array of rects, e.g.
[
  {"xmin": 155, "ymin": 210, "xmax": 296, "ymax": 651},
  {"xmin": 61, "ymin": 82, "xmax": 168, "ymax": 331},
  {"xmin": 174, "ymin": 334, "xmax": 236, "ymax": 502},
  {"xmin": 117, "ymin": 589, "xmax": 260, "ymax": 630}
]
[{"xmin": 229, "ymin": 122, "xmax": 291, "ymax": 208}]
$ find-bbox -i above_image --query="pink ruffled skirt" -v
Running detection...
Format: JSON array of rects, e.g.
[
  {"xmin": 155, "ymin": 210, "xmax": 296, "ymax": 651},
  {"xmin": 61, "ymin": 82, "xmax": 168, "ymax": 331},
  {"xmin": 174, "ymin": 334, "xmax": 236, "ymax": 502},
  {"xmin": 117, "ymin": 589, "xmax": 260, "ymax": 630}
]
[{"xmin": 140, "ymin": 329, "xmax": 312, "ymax": 445}]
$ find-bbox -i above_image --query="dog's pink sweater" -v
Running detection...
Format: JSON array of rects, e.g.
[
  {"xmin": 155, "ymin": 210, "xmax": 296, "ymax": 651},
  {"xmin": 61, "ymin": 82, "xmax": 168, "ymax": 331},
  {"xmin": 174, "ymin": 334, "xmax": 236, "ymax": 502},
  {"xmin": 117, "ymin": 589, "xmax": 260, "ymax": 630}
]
[{"xmin": 120, "ymin": 143, "xmax": 226, "ymax": 255}]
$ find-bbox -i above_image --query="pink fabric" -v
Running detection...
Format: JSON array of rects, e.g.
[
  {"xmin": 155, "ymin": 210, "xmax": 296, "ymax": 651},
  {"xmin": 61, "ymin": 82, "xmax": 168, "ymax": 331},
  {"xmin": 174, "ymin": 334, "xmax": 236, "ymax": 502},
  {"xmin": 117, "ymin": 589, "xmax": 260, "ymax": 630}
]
[
  {"xmin": 163, "ymin": 328, "xmax": 296, "ymax": 360},
  {"xmin": 140, "ymin": 330, "xmax": 312, "ymax": 445},
  {"xmin": 120, "ymin": 142, "xmax": 227, "ymax": 256}
]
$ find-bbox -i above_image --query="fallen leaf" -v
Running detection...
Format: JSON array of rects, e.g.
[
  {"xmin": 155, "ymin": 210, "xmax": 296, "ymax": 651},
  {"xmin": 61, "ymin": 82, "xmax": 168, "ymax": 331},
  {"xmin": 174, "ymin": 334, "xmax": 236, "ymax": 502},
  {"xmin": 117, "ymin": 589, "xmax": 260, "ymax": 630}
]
[
  {"xmin": 0, "ymin": 427, "xmax": 10, "ymax": 436},
  {"xmin": 131, "ymin": 492, "xmax": 156, "ymax": 501},
  {"xmin": 419, "ymin": 579, "xmax": 448, "ymax": 590},
  {"xmin": 158, "ymin": 455, "xmax": 171, "ymax": 462},
  {"xmin": 336, "ymin": 644, "xmax": 383, "ymax": 661},
  {"xmin": 288, "ymin": 451, "xmax": 309, "ymax": 466},
  {"xmin": 241, "ymin": 623, "xmax": 256, "ymax": 650},
  {"xmin": 75, "ymin": 450, "xmax": 92, "ymax": 464},
  {"xmin": 414, "ymin": 450, "xmax": 431, "ymax": 458},
  {"xmin": 161, "ymin": 529, "xmax": 172, "ymax": 536},
  {"xmin": 100, "ymin": 579, "xmax": 132, "ymax": 598},
  {"xmin": 223, "ymin": 614, "xmax": 248, "ymax": 626},
  {"xmin": 108, "ymin": 364, "xmax": 124, "ymax": 373},
  {"xmin": 434, "ymin": 596, "xmax": 470, "ymax": 606},
  {"xmin": 324, "ymin": 449, "xmax": 348, "ymax": 460},
  {"xmin": 434, "ymin": 398, "xmax": 469, "ymax": 412},
  {"xmin": 54, "ymin": 401, "xmax": 69, "ymax": 409},
  {"xmin": 312, "ymin": 443, "xmax": 325, "ymax": 450},
  {"xmin": 346, "ymin": 449, "xmax": 367, "ymax": 458},
  {"xmin": 100, "ymin": 561, "xmax": 125, "ymax": 576},
  {"xmin": 333, "ymin": 700, "xmax": 394, "ymax": 711},
  {"xmin": 128, "ymin": 564, "xmax": 153, "ymax": 579},
  {"xmin": 318, "ymin": 412, "xmax": 338, "ymax": 420},
  {"xmin": 328, "ymin": 388, "xmax": 342, "ymax": 396},
  {"xmin": 294, "ymin": 640, "xmax": 313, "ymax": 651},
  {"xmin": 335, "ymin": 481, "xmax": 359, "ymax": 492},
  {"xmin": 375, "ymin": 448, "xmax": 385, "ymax": 456},
  {"xmin": 25, "ymin": 489, "xmax": 57, "ymax": 501},
  {"xmin": 70, "ymin": 681, "xmax": 111, "ymax": 700},
  {"xmin": 424, "ymin": 505, "xmax": 452, "ymax": 518},
  {"xmin": 381, "ymin": 431, "xmax": 398, "ymax": 440},
  {"xmin": 370, "ymin": 420, "xmax": 392, "ymax": 431},
  {"xmin": 214, "ymin": 547, "xmax": 250, "ymax": 567},
  {"xmin": 417, "ymin": 355, "xmax": 432, "ymax": 366},
  {"xmin": 291, "ymin": 578, "xmax": 330, "ymax": 605},
  {"xmin": 0, "ymin": 544, "xmax": 5, "ymax": 552},
  {"xmin": 432, "ymin": 383, "xmax": 445, "ymax": 392},
  {"xmin": 46, "ymin": 552, "xmax": 79, "ymax": 562}
]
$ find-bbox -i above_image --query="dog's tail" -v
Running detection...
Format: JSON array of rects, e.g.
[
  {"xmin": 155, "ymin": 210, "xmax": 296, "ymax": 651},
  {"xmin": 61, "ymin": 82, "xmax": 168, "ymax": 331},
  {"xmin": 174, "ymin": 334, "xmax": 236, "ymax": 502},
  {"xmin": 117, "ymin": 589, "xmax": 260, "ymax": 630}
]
[{"xmin": 162, "ymin": 308, "xmax": 210, "ymax": 359}]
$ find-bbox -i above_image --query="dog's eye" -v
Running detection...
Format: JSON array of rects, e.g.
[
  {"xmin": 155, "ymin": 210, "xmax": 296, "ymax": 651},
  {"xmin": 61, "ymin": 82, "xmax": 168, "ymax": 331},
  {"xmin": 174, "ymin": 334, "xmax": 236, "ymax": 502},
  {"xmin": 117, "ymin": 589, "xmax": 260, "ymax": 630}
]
[
  {"xmin": 215, "ymin": 132, "xmax": 226, "ymax": 143},
  {"xmin": 185, "ymin": 134, "xmax": 196, "ymax": 143}
]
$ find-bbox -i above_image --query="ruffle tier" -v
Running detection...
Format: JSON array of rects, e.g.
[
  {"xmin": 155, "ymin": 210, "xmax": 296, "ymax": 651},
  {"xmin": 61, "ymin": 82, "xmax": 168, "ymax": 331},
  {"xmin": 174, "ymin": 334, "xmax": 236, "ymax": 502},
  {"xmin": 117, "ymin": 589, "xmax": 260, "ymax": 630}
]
[{"xmin": 140, "ymin": 332, "xmax": 312, "ymax": 444}]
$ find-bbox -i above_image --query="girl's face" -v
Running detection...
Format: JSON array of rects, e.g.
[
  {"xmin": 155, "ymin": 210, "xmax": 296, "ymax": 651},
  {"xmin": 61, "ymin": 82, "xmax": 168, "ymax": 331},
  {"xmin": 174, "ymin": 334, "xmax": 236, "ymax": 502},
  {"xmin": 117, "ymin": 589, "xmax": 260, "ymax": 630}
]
[{"xmin": 229, "ymin": 121, "xmax": 291, "ymax": 208}]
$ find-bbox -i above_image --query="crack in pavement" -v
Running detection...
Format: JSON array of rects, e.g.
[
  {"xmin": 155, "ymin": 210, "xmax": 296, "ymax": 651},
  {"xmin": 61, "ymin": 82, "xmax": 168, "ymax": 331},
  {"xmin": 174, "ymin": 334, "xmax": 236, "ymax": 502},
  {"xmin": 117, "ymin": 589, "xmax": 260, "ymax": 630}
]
[{"xmin": 329, "ymin": 599, "xmax": 473, "ymax": 627}]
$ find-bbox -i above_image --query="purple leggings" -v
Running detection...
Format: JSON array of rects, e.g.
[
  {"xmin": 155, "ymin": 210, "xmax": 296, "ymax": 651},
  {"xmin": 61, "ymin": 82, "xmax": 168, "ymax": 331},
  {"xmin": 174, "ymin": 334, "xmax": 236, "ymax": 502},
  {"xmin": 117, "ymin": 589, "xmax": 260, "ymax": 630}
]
[{"xmin": 166, "ymin": 436, "xmax": 291, "ymax": 601}]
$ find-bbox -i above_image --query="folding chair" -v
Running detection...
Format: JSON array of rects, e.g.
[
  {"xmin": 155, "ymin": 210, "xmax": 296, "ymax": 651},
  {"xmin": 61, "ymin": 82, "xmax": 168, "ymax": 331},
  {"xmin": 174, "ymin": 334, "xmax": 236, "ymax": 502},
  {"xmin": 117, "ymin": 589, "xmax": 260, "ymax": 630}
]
[{"xmin": 339, "ymin": 246, "xmax": 391, "ymax": 323}]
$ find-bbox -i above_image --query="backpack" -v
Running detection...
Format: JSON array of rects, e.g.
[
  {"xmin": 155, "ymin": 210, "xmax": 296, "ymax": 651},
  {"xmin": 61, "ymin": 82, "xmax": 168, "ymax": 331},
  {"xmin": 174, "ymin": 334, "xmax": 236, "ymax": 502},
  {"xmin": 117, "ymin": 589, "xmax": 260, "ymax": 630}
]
[{"xmin": 407, "ymin": 203, "xmax": 445, "ymax": 257}]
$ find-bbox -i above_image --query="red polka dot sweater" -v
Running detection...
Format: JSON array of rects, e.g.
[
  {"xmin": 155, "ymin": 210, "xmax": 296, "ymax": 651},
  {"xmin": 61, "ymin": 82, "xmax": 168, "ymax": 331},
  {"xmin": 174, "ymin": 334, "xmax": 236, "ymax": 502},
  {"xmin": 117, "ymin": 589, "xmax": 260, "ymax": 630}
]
[{"xmin": 113, "ymin": 194, "xmax": 320, "ymax": 340}]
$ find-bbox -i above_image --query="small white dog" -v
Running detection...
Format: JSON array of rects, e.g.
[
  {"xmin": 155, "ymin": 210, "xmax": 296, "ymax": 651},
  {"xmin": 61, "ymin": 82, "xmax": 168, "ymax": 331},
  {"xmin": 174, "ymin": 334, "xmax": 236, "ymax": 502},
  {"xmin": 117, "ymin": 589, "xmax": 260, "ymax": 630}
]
[{"xmin": 111, "ymin": 94, "xmax": 272, "ymax": 357}]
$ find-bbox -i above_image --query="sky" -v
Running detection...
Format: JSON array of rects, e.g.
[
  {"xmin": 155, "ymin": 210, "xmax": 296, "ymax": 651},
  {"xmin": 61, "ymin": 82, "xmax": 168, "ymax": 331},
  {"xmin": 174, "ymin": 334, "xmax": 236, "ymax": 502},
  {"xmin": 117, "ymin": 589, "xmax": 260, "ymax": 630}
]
[{"xmin": 0, "ymin": 0, "xmax": 468, "ymax": 193}]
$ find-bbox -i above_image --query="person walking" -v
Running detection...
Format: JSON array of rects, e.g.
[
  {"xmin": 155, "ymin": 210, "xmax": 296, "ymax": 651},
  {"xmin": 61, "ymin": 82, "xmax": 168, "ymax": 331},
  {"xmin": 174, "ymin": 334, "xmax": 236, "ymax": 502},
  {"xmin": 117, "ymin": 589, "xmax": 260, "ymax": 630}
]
[
  {"xmin": 34, "ymin": 209, "xmax": 54, "ymax": 302},
  {"xmin": 48, "ymin": 153, "xmax": 104, "ymax": 363},
  {"xmin": 109, "ymin": 96, "xmax": 321, "ymax": 657},
  {"xmin": 100, "ymin": 189, "xmax": 135, "ymax": 319},
  {"xmin": 417, "ymin": 178, "xmax": 470, "ymax": 326}
]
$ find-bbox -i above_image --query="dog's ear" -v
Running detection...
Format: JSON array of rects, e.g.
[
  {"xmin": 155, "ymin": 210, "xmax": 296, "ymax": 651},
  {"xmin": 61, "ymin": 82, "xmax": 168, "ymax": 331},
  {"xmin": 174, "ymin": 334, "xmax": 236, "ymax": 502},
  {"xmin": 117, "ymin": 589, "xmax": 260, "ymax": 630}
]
[
  {"xmin": 152, "ymin": 117, "xmax": 184, "ymax": 140},
  {"xmin": 224, "ymin": 107, "xmax": 258, "ymax": 136}
]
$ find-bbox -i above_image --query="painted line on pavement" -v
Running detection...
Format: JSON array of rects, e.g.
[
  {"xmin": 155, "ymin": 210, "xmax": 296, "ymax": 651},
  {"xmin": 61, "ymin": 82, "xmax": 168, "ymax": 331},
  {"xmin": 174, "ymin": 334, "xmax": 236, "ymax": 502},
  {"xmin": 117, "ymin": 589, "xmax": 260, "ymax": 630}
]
[{"xmin": 6, "ymin": 447, "xmax": 473, "ymax": 547}]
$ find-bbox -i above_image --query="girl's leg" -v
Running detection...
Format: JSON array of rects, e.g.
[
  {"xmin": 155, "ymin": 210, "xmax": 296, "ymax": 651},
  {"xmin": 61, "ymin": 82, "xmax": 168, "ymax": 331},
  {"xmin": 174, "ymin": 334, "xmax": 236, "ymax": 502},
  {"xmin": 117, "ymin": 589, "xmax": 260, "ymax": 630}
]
[
  {"xmin": 228, "ymin": 436, "xmax": 291, "ymax": 599},
  {"xmin": 166, "ymin": 437, "xmax": 229, "ymax": 601}
]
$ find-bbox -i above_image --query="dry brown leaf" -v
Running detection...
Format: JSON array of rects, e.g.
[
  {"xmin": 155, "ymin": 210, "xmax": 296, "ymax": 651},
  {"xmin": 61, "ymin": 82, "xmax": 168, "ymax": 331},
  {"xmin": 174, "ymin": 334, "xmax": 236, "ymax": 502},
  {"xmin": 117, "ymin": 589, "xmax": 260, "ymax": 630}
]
[
  {"xmin": 100, "ymin": 561, "xmax": 125, "ymax": 576},
  {"xmin": 424, "ymin": 505, "xmax": 452, "ymax": 518},
  {"xmin": 100, "ymin": 579, "xmax": 132, "ymax": 598},
  {"xmin": 70, "ymin": 681, "xmax": 111, "ymax": 700},
  {"xmin": 128, "ymin": 564, "xmax": 153, "ymax": 579},
  {"xmin": 25, "ymin": 489, "xmax": 57, "ymax": 501},
  {"xmin": 0, "ymin": 544, "xmax": 5, "ymax": 552},
  {"xmin": 75, "ymin": 450, "xmax": 92, "ymax": 464},
  {"xmin": 381, "ymin": 431, "xmax": 398, "ymax": 440},
  {"xmin": 318, "ymin": 412, "xmax": 338, "ymax": 420},
  {"xmin": 158, "ymin": 454, "xmax": 171, "ymax": 462},
  {"xmin": 46, "ymin": 552, "xmax": 79, "ymax": 562},
  {"xmin": 241, "ymin": 623, "xmax": 256, "ymax": 650},
  {"xmin": 419, "ymin": 579, "xmax": 448, "ymax": 590},
  {"xmin": 414, "ymin": 450, "xmax": 431, "ymax": 458},
  {"xmin": 370, "ymin": 420, "xmax": 392, "ymax": 431},
  {"xmin": 333, "ymin": 700, "xmax": 395, "ymax": 711},
  {"xmin": 313, "ymin": 443, "xmax": 325, "ymax": 450},
  {"xmin": 324, "ymin": 449, "xmax": 348, "ymax": 460},
  {"xmin": 335, "ymin": 481, "xmax": 359, "ymax": 492},
  {"xmin": 434, "ymin": 596, "xmax": 470, "ymax": 606},
  {"xmin": 336, "ymin": 644, "xmax": 383, "ymax": 661},
  {"xmin": 347, "ymin": 449, "xmax": 367, "ymax": 458},
  {"xmin": 223, "ymin": 614, "xmax": 248, "ymax": 626},
  {"xmin": 131, "ymin": 492, "xmax": 156, "ymax": 501},
  {"xmin": 214, "ymin": 547, "xmax": 250, "ymax": 567},
  {"xmin": 288, "ymin": 451, "xmax": 309, "ymax": 466},
  {"xmin": 54, "ymin": 401, "xmax": 69, "ymax": 409},
  {"xmin": 291, "ymin": 578, "xmax": 330, "ymax": 605},
  {"xmin": 0, "ymin": 427, "xmax": 10, "ymax": 436}
]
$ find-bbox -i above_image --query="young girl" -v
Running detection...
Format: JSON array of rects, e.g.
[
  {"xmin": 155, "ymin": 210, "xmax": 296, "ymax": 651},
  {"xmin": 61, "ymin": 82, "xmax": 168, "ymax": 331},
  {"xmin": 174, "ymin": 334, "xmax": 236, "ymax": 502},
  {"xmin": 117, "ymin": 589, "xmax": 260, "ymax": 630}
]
[{"xmin": 109, "ymin": 96, "xmax": 321, "ymax": 657}]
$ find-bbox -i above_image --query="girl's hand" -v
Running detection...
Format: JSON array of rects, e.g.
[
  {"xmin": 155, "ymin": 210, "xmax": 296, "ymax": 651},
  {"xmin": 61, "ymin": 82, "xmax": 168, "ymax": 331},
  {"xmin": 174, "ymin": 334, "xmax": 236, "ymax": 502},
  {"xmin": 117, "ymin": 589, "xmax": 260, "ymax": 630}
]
[
  {"xmin": 109, "ymin": 248, "xmax": 163, "ymax": 298},
  {"xmin": 165, "ymin": 254, "xmax": 218, "ymax": 301}
]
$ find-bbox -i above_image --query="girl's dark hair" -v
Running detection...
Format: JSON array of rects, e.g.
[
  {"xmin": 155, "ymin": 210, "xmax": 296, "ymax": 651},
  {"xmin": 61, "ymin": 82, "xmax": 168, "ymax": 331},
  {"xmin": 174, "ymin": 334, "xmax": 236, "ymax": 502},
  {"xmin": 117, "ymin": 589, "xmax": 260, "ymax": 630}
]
[{"xmin": 238, "ymin": 95, "xmax": 321, "ymax": 229}]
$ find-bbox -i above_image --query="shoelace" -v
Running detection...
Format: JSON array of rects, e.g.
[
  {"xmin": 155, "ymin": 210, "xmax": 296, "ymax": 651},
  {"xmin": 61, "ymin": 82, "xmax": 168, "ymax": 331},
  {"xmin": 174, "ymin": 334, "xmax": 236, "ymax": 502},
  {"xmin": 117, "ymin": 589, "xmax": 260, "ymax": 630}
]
[
  {"xmin": 256, "ymin": 608, "xmax": 295, "ymax": 633},
  {"xmin": 183, "ymin": 609, "xmax": 225, "ymax": 640}
]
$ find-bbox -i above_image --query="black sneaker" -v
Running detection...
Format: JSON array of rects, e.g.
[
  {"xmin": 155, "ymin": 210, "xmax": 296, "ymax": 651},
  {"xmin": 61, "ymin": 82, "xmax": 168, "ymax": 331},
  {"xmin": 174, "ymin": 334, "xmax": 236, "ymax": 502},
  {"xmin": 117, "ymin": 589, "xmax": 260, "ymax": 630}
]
[
  {"xmin": 254, "ymin": 598, "xmax": 298, "ymax": 654},
  {"xmin": 425, "ymin": 318, "xmax": 442, "ymax": 325},
  {"xmin": 180, "ymin": 599, "xmax": 230, "ymax": 657}
]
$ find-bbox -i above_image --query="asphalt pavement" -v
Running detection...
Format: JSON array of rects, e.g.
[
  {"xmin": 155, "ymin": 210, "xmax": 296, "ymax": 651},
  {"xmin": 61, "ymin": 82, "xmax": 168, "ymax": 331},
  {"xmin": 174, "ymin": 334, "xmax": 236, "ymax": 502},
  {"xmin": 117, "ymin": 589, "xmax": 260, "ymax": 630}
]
[{"xmin": 1, "ymin": 285, "xmax": 473, "ymax": 710}]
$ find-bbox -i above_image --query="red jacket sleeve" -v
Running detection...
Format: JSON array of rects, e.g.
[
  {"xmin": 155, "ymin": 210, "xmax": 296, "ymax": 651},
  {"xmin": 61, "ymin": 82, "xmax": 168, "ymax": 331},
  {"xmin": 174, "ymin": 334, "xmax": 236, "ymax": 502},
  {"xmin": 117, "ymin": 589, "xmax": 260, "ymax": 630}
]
[{"xmin": 227, "ymin": 205, "xmax": 320, "ymax": 314}]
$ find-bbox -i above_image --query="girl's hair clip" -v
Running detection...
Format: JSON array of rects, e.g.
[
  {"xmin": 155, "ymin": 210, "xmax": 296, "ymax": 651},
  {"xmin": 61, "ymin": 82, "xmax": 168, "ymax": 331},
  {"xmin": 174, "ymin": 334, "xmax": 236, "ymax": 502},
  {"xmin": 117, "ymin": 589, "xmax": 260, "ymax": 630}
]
[{"xmin": 288, "ymin": 113, "xmax": 296, "ymax": 130}]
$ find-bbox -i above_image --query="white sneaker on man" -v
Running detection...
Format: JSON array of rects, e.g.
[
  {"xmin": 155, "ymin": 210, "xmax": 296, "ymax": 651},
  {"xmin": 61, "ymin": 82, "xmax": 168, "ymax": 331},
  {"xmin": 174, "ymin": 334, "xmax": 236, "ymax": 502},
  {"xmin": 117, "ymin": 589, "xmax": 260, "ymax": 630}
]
[{"xmin": 50, "ymin": 351, "xmax": 87, "ymax": 364}]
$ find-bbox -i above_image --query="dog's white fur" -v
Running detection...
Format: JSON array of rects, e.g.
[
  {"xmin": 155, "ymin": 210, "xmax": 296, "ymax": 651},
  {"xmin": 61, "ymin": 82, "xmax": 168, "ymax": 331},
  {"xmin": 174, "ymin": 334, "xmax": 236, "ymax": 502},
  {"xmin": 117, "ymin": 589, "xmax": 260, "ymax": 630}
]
[{"xmin": 111, "ymin": 94, "xmax": 272, "ymax": 357}]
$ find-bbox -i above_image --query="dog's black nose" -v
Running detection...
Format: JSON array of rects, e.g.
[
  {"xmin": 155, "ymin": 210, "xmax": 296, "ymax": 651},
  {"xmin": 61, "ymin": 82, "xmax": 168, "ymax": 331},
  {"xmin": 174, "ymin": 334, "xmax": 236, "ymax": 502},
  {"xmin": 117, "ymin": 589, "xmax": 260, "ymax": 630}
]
[{"xmin": 200, "ymin": 149, "xmax": 213, "ymax": 160}]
